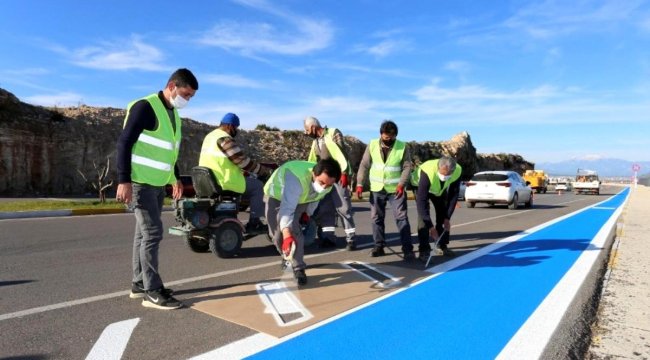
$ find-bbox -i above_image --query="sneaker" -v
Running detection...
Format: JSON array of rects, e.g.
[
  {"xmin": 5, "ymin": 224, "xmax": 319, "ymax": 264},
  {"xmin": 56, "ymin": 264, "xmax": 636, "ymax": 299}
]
[
  {"xmin": 403, "ymin": 250, "xmax": 416, "ymax": 262},
  {"xmin": 245, "ymin": 220, "xmax": 267, "ymax": 236},
  {"xmin": 318, "ymin": 238, "xmax": 337, "ymax": 248},
  {"xmin": 142, "ymin": 289, "xmax": 183, "ymax": 310},
  {"xmin": 371, "ymin": 245, "xmax": 386, "ymax": 257},
  {"xmin": 293, "ymin": 269, "xmax": 308, "ymax": 286},
  {"xmin": 436, "ymin": 245, "xmax": 456, "ymax": 257},
  {"xmin": 346, "ymin": 240, "xmax": 357, "ymax": 251},
  {"xmin": 130, "ymin": 283, "xmax": 173, "ymax": 299},
  {"xmin": 418, "ymin": 251, "xmax": 431, "ymax": 263}
]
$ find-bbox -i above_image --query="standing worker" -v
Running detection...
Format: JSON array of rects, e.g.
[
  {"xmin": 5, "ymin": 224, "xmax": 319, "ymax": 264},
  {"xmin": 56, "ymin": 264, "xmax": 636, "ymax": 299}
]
[
  {"xmin": 198, "ymin": 112, "xmax": 272, "ymax": 235},
  {"xmin": 356, "ymin": 120, "xmax": 415, "ymax": 261},
  {"xmin": 413, "ymin": 157, "xmax": 462, "ymax": 261},
  {"xmin": 116, "ymin": 68, "xmax": 198, "ymax": 310},
  {"xmin": 264, "ymin": 159, "xmax": 341, "ymax": 285},
  {"xmin": 303, "ymin": 116, "xmax": 357, "ymax": 250}
]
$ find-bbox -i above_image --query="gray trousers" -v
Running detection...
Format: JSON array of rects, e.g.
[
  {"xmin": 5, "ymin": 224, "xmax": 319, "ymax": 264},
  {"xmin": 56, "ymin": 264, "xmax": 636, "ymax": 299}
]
[
  {"xmin": 265, "ymin": 197, "xmax": 308, "ymax": 270},
  {"xmin": 369, "ymin": 190, "xmax": 413, "ymax": 252},
  {"xmin": 243, "ymin": 176, "xmax": 265, "ymax": 221},
  {"xmin": 313, "ymin": 182, "xmax": 356, "ymax": 239},
  {"xmin": 131, "ymin": 183, "xmax": 166, "ymax": 291}
]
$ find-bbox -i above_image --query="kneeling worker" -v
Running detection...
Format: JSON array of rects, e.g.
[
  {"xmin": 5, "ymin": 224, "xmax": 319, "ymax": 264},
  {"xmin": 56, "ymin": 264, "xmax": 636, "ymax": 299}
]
[
  {"xmin": 264, "ymin": 159, "xmax": 341, "ymax": 285},
  {"xmin": 199, "ymin": 112, "xmax": 272, "ymax": 235},
  {"xmin": 413, "ymin": 156, "xmax": 462, "ymax": 261}
]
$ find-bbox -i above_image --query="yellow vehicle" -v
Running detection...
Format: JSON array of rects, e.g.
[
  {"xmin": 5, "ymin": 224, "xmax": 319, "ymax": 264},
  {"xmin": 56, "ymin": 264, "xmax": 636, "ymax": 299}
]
[{"xmin": 523, "ymin": 170, "xmax": 548, "ymax": 194}]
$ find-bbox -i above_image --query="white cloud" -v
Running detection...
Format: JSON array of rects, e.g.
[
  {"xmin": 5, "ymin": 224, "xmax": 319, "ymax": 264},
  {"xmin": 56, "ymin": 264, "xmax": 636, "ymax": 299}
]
[
  {"xmin": 198, "ymin": 1, "xmax": 333, "ymax": 55},
  {"xmin": 413, "ymin": 79, "xmax": 558, "ymax": 101},
  {"xmin": 23, "ymin": 92, "xmax": 85, "ymax": 107},
  {"xmin": 365, "ymin": 39, "xmax": 408, "ymax": 58},
  {"xmin": 67, "ymin": 36, "xmax": 168, "ymax": 71},
  {"xmin": 203, "ymin": 74, "xmax": 265, "ymax": 88}
]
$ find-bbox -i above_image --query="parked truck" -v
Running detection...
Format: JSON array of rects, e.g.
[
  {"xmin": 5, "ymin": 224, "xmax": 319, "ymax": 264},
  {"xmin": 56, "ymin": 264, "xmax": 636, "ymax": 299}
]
[
  {"xmin": 572, "ymin": 169, "xmax": 601, "ymax": 195},
  {"xmin": 523, "ymin": 170, "xmax": 548, "ymax": 194}
]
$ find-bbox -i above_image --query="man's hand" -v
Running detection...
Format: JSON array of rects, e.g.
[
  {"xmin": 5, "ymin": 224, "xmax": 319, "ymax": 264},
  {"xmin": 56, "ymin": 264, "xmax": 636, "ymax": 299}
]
[
  {"xmin": 116, "ymin": 183, "xmax": 133, "ymax": 204},
  {"xmin": 299, "ymin": 212, "xmax": 310, "ymax": 225},
  {"xmin": 443, "ymin": 219, "xmax": 451, "ymax": 232},
  {"xmin": 172, "ymin": 179, "xmax": 184, "ymax": 200},
  {"xmin": 340, "ymin": 173, "xmax": 348, "ymax": 188},
  {"xmin": 356, "ymin": 185, "xmax": 363, "ymax": 200},
  {"xmin": 395, "ymin": 184, "xmax": 404, "ymax": 198},
  {"xmin": 282, "ymin": 235, "xmax": 296, "ymax": 258},
  {"xmin": 429, "ymin": 227, "xmax": 439, "ymax": 241}
]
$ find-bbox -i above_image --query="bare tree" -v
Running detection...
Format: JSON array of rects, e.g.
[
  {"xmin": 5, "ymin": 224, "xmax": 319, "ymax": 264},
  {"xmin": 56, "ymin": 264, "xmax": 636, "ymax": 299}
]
[{"xmin": 77, "ymin": 157, "xmax": 114, "ymax": 203}]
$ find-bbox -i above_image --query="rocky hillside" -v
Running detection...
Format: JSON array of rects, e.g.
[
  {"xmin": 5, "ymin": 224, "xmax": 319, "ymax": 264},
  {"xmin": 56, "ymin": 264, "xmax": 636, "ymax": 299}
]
[{"xmin": 0, "ymin": 88, "xmax": 533, "ymax": 196}]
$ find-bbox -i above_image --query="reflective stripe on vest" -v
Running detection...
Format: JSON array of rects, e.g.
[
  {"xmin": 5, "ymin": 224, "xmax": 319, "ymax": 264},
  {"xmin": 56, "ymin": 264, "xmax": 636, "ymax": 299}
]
[
  {"xmin": 264, "ymin": 161, "xmax": 331, "ymax": 204},
  {"xmin": 307, "ymin": 128, "xmax": 350, "ymax": 174},
  {"xmin": 368, "ymin": 139, "xmax": 405, "ymax": 193},
  {"xmin": 198, "ymin": 128, "xmax": 246, "ymax": 193},
  {"xmin": 418, "ymin": 159, "xmax": 463, "ymax": 196},
  {"xmin": 124, "ymin": 93, "xmax": 181, "ymax": 186}
]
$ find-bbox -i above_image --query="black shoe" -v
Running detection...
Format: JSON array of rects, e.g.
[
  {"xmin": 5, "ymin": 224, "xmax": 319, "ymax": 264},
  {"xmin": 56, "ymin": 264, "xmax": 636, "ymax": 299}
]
[
  {"xmin": 318, "ymin": 238, "xmax": 337, "ymax": 248},
  {"xmin": 142, "ymin": 289, "xmax": 183, "ymax": 310},
  {"xmin": 294, "ymin": 269, "xmax": 308, "ymax": 286},
  {"xmin": 436, "ymin": 245, "xmax": 456, "ymax": 257},
  {"xmin": 371, "ymin": 245, "xmax": 386, "ymax": 257},
  {"xmin": 130, "ymin": 283, "xmax": 173, "ymax": 299},
  {"xmin": 245, "ymin": 220, "xmax": 267, "ymax": 235},
  {"xmin": 346, "ymin": 240, "xmax": 357, "ymax": 251},
  {"xmin": 418, "ymin": 251, "xmax": 431, "ymax": 263},
  {"xmin": 403, "ymin": 251, "xmax": 416, "ymax": 262}
]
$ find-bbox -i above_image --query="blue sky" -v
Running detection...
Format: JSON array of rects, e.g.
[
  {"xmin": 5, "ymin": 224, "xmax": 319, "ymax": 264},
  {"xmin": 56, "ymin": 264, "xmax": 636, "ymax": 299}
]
[{"xmin": 1, "ymin": 0, "xmax": 649, "ymax": 164}]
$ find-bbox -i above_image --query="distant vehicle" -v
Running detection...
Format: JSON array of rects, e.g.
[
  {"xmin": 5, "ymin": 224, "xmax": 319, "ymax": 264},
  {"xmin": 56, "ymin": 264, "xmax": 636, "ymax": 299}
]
[
  {"xmin": 523, "ymin": 169, "xmax": 548, "ymax": 194},
  {"xmin": 572, "ymin": 169, "xmax": 600, "ymax": 195},
  {"xmin": 464, "ymin": 171, "xmax": 533, "ymax": 210},
  {"xmin": 458, "ymin": 181, "xmax": 467, "ymax": 200},
  {"xmin": 554, "ymin": 178, "xmax": 572, "ymax": 192}
]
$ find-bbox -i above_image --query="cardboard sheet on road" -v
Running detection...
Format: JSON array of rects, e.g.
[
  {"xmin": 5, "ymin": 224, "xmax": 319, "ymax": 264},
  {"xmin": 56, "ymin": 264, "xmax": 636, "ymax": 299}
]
[{"xmin": 190, "ymin": 261, "xmax": 429, "ymax": 338}]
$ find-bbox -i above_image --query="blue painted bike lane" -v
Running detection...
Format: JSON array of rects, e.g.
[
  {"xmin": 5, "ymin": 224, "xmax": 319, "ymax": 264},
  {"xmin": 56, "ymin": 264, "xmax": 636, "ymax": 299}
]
[{"xmin": 247, "ymin": 189, "xmax": 629, "ymax": 359}]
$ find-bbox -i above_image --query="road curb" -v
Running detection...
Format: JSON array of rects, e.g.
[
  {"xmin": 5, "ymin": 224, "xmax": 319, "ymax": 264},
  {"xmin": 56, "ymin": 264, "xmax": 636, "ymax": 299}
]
[{"xmin": 0, "ymin": 207, "xmax": 175, "ymax": 220}]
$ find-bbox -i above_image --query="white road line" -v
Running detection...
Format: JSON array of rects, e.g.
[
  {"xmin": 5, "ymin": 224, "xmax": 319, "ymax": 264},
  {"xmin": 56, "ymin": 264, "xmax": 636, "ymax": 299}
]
[
  {"xmin": 0, "ymin": 197, "xmax": 591, "ymax": 322},
  {"xmin": 256, "ymin": 282, "xmax": 313, "ymax": 327},
  {"xmin": 188, "ymin": 333, "xmax": 280, "ymax": 360},
  {"xmin": 341, "ymin": 261, "xmax": 401, "ymax": 288},
  {"xmin": 85, "ymin": 318, "xmax": 140, "ymax": 360}
]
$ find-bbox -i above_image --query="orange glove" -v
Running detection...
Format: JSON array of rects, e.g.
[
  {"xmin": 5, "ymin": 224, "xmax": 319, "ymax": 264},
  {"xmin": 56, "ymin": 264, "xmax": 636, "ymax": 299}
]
[
  {"xmin": 299, "ymin": 212, "xmax": 310, "ymax": 225},
  {"xmin": 282, "ymin": 235, "xmax": 295, "ymax": 258},
  {"xmin": 340, "ymin": 173, "xmax": 348, "ymax": 188},
  {"xmin": 395, "ymin": 184, "xmax": 404, "ymax": 198},
  {"xmin": 356, "ymin": 185, "xmax": 363, "ymax": 199}
]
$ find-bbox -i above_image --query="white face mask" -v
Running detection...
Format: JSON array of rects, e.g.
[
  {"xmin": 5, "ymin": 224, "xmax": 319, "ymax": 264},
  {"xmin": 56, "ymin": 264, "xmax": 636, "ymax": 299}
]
[
  {"xmin": 312, "ymin": 181, "xmax": 326, "ymax": 194},
  {"xmin": 170, "ymin": 89, "xmax": 189, "ymax": 109},
  {"xmin": 438, "ymin": 172, "xmax": 451, "ymax": 182}
]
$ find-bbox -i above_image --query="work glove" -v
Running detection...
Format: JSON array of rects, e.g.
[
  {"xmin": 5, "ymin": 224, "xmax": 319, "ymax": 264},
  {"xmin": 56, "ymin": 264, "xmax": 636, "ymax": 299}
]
[
  {"xmin": 282, "ymin": 235, "xmax": 296, "ymax": 259},
  {"xmin": 340, "ymin": 173, "xmax": 348, "ymax": 188},
  {"xmin": 356, "ymin": 185, "xmax": 363, "ymax": 200},
  {"xmin": 395, "ymin": 184, "xmax": 404, "ymax": 198},
  {"xmin": 299, "ymin": 212, "xmax": 310, "ymax": 225}
]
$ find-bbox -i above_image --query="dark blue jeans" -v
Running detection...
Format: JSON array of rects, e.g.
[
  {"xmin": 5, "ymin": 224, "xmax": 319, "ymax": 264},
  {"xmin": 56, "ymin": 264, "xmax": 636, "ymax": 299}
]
[
  {"xmin": 369, "ymin": 190, "xmax": 413, "ymax": 253},
  {"xmin": 130, "ymin": 183, "xmax": 165, "ymax": 291}
]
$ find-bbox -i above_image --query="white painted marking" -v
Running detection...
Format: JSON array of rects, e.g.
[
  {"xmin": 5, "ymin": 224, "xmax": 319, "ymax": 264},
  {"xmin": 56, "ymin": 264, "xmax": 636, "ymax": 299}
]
[
  {"xmin": 85, "ymin": 318, "xmax": 140, "ymax": 360},
  {"xmin": 256, "ymin": 281, "xmax": 313, "ymax": 327},
  {"xmin": 497, "ymin": 194, "xmax": 627, "ymax": 359},
  {"xmin": 192, "ymin": 192, "xmax": 625, "ymax": 358},
  {"xmin": 341, "ymin": 261, "xmax": 401, "ymax": 288},
  {"xmin": 188, "ymin": 333, "xmax": 280, "ymax": 360},
  {"xmin": 592, "ymin": 206, "xmax": 616, "ymax": 210}
]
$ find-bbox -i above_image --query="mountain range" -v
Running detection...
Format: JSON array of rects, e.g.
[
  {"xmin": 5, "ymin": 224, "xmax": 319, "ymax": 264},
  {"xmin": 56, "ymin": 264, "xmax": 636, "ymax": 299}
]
[{"xmin": 536, "ymin": 158, "xmax": 650, "ymax": 178}]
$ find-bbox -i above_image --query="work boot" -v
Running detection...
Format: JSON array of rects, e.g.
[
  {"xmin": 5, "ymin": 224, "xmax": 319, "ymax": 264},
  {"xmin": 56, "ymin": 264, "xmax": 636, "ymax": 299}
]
[
  {"xmin": 244, "ymin": 219, "xmax": 267, "ymax": 236},
  {"xmin": 403, "ymin": 250, "xmax": 416, "ymax": 262},
  {"xmin": 436, "ymin": 245, "xmax": 456, "ymax": 257},
  {"xmin": 371, "ymin": 245, "xmax": 386, "ymax": 257},
  {"xmin": 293, "ymin": 269, "xmax": 308, "ymax": 286},
  {"xmin": 345, "ymin": 233, "xmax": 356, "ymax": 251},
  {"xmin": 318, "ymin": 234, "xmax": 337, "ymax": 248},
  {"xmin": 418, "ymin": 250, "xmax": 431, "ymax": 263}
]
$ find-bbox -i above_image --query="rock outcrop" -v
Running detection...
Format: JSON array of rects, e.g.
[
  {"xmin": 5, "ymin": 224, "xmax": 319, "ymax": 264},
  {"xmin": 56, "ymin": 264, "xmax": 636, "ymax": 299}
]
[{"xmin": 0, "ymin": 88, "xmax": 533, "ymax": 196}]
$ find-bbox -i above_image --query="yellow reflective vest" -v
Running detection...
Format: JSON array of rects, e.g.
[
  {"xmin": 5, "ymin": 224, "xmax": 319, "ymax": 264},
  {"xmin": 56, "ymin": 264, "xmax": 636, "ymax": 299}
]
[
  {"xmin": 307, "ymin": 127, "xmax": 350, "ymax": 174},
  {"xmin": 124, "ymin": 93, "xmax": 181, "ymax": 186},
  {"xmin": 198, "ymin": 129, "xmax": 246, "ymax": 193},
  {"xmin": 414, "ymin": 159, "xmax": 462, "ymax": 196},
  {"xmin": 368, "ymin": 139, "xmax": 405, "ymax": 193},
  {"xmin": 264, "ymin": 161, "xmax": 331, "ymax": 203}
]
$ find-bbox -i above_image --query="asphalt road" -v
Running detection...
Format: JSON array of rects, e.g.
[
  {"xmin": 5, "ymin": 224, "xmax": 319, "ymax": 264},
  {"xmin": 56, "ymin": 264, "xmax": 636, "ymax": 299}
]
[{"xmin": 0, "ymin": 187, "xmax": 615, "ymax": 359}]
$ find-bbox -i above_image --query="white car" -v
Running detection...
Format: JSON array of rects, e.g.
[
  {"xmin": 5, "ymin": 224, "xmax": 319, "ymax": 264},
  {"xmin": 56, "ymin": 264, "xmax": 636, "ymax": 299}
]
[
  {"xmin": 464, "ymin": 171, "xmax": 533, "ymax": 210},
  {"xmin": 458, "ymin": 181, "xmax": 467, "ymax": 200}
]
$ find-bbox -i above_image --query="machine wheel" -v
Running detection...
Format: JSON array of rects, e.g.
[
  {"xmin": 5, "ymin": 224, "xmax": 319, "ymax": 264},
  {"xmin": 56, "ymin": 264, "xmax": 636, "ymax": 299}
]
[
  {"xmin": 524, "ymin": 194, "xmax": 533, "ymax": 208},
  {"xmin": 466, "ymin": 201, "xmax": 476, "ymax": 208},
  {"xmin": 209, "ymin": 223, "xmax": 243, "ymax": 258},
  {"xmin": 508, "ymin": 193, "xmax": 519, "ymax": 210},
  {"xmin": 185, "ymin": 235, "xmax": 210, "ymax": 253}
]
